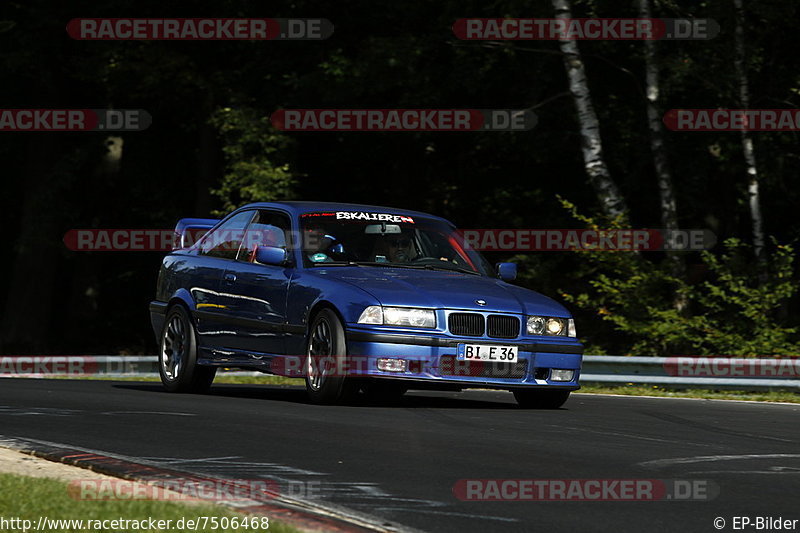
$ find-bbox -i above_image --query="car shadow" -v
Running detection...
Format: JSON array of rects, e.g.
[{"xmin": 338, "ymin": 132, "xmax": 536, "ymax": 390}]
[{"xmin": 111, "ymin": 383, "xmax": 529, "ymax": 409}]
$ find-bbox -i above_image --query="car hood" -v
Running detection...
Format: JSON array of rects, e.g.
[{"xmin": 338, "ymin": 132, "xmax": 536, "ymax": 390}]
[{"xmin": 313, "ymin": 266, "xmax": 570, "ymax": 316}]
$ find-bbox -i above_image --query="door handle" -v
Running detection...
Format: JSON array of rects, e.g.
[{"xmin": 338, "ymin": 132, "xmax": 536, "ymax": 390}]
[{"xmin": 224, "ymin": 273, "xmax": 237, "ymax": 282}]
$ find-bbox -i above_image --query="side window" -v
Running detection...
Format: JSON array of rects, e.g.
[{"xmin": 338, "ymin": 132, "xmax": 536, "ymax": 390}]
[
  {"xmin": 236, "ymin": 210, "xmax": 292, "ymax": 262},
  {"xmin": 198, "ymin": 210, "xmax": 255, "ymax": 260}
]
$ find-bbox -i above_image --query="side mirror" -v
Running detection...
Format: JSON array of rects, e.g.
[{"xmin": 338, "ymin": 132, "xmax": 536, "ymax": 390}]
[
  {"xmin": 496, "ymin": 262, "xmax": 517, "ymax": 282},
  {"xmin": 254, "ymin": 246, "xmax": 288, "ymax": 266}
]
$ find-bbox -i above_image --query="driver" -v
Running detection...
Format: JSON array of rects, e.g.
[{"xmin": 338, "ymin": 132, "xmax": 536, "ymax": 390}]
[{"xmin": 379, "ymin": 233, "xmax": 418, "ymax": 263}]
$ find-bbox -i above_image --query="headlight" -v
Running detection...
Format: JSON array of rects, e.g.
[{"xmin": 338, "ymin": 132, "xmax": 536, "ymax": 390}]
[
  {"xmin": 526, "ymin": 316, "xmax": 545, "ymax": 335},
  {"xmin": 384, "ymin": 307, "xmax": 436, "ymax": 328},
  {"xmin": 526, "ymin": 316, "xmax": 576, "ymax": 337},
  {"xmin": 546, "ymin": 318, "xmax": 565, "ymax": 335},
  {"xmin": 357, "ymin": 306, "xmax": 436, "ymax": 328}
]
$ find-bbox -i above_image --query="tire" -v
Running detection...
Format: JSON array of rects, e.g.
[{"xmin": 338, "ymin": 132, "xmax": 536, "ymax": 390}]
[
  {"xmin": 513, "ymin": 389, "xmax": 571, "ymax": 409},
  {"xmin": 362, "ymin": 379, "xmax": 408, "ymax": 404},
  {"xmin": 305, "ymin": 308, "xmax": 359, "ymax": 404},
  {"xmin": 159, "ymin": 304, "xmax": 216, "ymax": 393}
]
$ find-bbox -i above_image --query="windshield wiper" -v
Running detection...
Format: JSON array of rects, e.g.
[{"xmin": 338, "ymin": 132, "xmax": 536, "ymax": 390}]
[
  {"xmin": 351, "ymin": 261, "xmax": 480, "ymax": 275},
  {"xmin": 309, "ymin": 261, "xmax": 424, "ymax": 270},
  {"xmin": 418, "ymin": 263, "xmax": 481, "ymax": 276},
  {"xmin": 350, "ymin": 261, "xmax": 427, "ymax": 269},
  {"xmin": 310, "ymin": 261, "xmax": 480, "ymax": 275},
  {"xmin": 308, "ymin": 261, "xmax": 360, "ymax": 267}
]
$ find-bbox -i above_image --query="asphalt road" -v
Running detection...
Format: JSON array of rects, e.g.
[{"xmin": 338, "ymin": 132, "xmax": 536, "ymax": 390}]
[{"xmin": 1, "ymin": 379, "xmax": 798, "ymax": 532}]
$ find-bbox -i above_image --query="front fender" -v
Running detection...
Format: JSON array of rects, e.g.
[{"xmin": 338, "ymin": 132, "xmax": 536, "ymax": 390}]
[{"xmin": 284, "ymin": 270, "xmax": 380, "ymax": 356}]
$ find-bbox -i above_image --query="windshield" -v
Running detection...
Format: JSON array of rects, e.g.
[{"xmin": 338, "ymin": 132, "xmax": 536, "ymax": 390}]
[{"xmin": 299, "ymin": 211, "xmax": 493, "ymax": 275}]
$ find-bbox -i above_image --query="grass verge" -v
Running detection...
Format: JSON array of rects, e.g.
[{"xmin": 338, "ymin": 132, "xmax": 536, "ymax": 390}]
[
  {"xmin": 0, "ymin": 472, "xmax": 298, "ymax": 533},
  {"xmin": 577, "ymin": 383, "xmax": 800, "ymax": 403}
]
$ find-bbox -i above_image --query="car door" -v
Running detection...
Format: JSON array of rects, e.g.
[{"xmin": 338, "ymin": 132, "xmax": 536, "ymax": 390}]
[
  {"xmin": 215, "ymin": 209, "xmax": 294, "ymax": 359},
  {"xmin": 191, "ymin": 209, "xmax": 256, "ymax": 357}
]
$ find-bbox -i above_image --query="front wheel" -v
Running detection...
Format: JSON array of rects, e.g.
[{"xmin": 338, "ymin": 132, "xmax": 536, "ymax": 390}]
[
  {"xmin": 159, "ymin": 305, "xmax": 216, "ymax": 393},
  {"xmin": 305, "ymin": 309, "xmax": 359, "ymax": 404},
  {"xmin": 513, "ymin": 389, "xmax": 571, "ymax": 409}
]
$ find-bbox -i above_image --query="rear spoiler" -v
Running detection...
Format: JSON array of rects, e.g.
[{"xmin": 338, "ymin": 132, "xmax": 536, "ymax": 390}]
[{"xmin": 173, "ymin": 218, "xmax": 219, "ymax": 250}]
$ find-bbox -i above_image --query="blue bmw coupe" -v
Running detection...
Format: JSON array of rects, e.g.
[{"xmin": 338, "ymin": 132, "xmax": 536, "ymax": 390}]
[{"xmin": 150, "ymin": 202, "xmax": 583, "ymax": 408}]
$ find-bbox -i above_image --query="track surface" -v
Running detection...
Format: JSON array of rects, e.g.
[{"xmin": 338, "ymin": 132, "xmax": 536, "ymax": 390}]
[{"xmin": 1, "ymin": 379, "xmax": 798, "ymax": 532}]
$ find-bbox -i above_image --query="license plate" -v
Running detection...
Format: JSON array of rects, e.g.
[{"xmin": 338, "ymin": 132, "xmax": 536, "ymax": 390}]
[{"xmin": 457, "ymin": 344, "xmax": 518, "ymax": 363}]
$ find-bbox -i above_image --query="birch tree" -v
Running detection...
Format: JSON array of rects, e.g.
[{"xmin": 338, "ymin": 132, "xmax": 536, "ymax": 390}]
[
  {"xmin": 733, "ymin": 0, "xmax": 765, "ymax": 259},
  {"xmin": 638, "ymin": 0, "xmax": 685, "ymax": 286},
  {"xmin": 638, "ymin": 0, "xmax": 678, "ymax": 234},
  {"xmin": 551, "ymin": 0, "xmax": 628, "ymax": 218}
]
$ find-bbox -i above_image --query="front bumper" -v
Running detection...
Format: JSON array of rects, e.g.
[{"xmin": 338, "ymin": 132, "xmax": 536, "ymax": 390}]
[{"xmin": 344, "ymin": 326, "xmax": 583, "ymax": 390}]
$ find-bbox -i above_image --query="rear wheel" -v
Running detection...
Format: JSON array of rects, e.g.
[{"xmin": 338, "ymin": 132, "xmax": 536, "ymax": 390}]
[
  {"xmin": 159, "ymin": 305, "xmax": 216, "ymax": 393},
  {"xmin": 305, "ymin": 309, "xmax": 359, "ymax": 404},
  {"xmin": 513, "ymin": 389, "xmax": 570, "ymax": 409}
]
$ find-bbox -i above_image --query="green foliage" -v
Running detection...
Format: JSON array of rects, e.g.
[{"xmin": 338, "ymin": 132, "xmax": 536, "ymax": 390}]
[
  {"xmin": 209, "ymin": 107, "xmax": 298, "ymax": 215},
  {"xmin": 558, "ymin": 200, "xmax": 800, "ymax": 357}
]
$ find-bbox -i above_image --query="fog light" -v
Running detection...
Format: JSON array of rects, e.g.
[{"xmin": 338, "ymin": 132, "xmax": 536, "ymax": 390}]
[
  {"xmin": 550, "ymin": 369, "xmax": 575, "ymax": 382},
  {"xmin": 377, "ymin": 358, "xmax": 408, "ymax": 372}
]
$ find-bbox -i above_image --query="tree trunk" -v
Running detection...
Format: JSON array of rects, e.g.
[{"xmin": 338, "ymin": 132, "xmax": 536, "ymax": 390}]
[
  {"xmin": 639, "ymin": 0, "xmax": 678, "ymax": 233},
  {"xmin": 552, "ymin": 0, "xmax": 628, "ymax": 218},
  {"xmin": 733, "ymin": 0, "xmax": 765, "ymax": 259},
  {"xmin": 638, "ymin": 0, "xmax": 686, "ymax": 292}
]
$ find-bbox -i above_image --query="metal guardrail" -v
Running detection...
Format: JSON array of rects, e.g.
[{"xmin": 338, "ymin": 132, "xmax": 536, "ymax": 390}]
[
  {"xmin": 0, "ymin": 355, "xmax": 798, "ymax": 391},
  {"xmin": 580, "ymin": 355, "xmax": 800, "ymax": 391}
]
